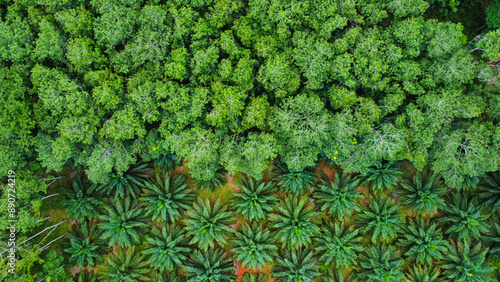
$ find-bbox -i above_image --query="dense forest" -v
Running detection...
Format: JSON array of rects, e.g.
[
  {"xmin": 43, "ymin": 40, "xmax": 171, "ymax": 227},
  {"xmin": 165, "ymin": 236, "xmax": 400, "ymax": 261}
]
[{"xmin": 1, "ymin": 0, "xmax": 500, "ymax": 281}]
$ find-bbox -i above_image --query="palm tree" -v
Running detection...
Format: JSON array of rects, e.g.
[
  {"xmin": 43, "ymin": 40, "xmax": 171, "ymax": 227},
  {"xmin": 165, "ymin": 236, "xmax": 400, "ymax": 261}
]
[
  {"xmin": 397, "ymin": 217, "xmax": 447, "ymax": 265},
  {"xmin": 61, "ymin": 177, "xmax": 102, "ymax": 220},
  {"xmin": 272, "ymin": 248, "xmax": 320, "ymax": 282},
  {"xmin": 483, "ymin": 215, "xmax": 500, "ymax": 254},
  {"xmin": 183, "ymin": 248, "xmax": 235, "ymax": 281},
  {"xmin": 479, "ymin": 172, "xmax": 500, "ymax": 209},
  {"xmin": 356, "ymin": 194, "xmax": 404, "ymax": 243},
  {"xmin": 183, "ymin": 198, "xmax": 234, "ymax": 250},
  {"xmin": 99, "ymin": 246, "xmax": 151, "ymax": 281},
  {"xmin": 154, "ymin": 151, "xmax": 181, "ymax": 170},
  {"xmin": 313, "ymin": 170, "xmax": 363, "ymax": 218},
  {"xmin": 441, "ymin": 240, "xmax": 494, "ymax": 281},
  {"xmin": 438, "ymin": 192, "xmax": 490, "ymax": 240},
  {"xmin": 74, "ymin": 270, "xmax": 98, "ymax": 282},
  {"xmin": 321, "ymin": 268, "xmax": 356, "ymax": 282},
  {"xmin": 156, "ymin": 272, "xmax": 186, "ymax": 282},
  {"xmin": 98, "ymin": 197, "xmax": 149, "ymax": 247},
  {"xmin": 140, "ymin": 172, "xmax": 195, "ymax": 223},
  {"xmin": 314, "ymin": 220, "xmax": 363, "ymax": 269},
  {"xmin": 240, "ymin": 273, "xmax": 269, "ymax": 282},
  {"xmin": 193, "ymin": 167, "xmax": 227, "ymax": 191},
  {"xmin": 268, "ymin": 195, "xmax": 321, "ymax": 249},
  {"xmin": 98, "ymin": 161, "xmax": 150, "ymax": 200},
  {"xmin": 142, "ymin": 224, "xmax": 191, "ymax": 272},
  {"xmin": 232, "ymin": 222, "xmax": 277, "ymax": 270},
  {"xmin": 360, "ymin": 161, "xmax": 401, "ymax": 193},
  {"xmin": 403, "ymin": 264, "xmax": 442, "ymax": 282},
  {"xmin": 231, "ymin": 176, "xmax": 278, "ymax": 221},
  {"xmin": 398, "ymin": 171, "xmax": 446, "ymax": 215},
  {"xmin": 273, "ymin": 160, "xmax": 317, "ymax": 196},
  {"xmin": 358, "ymin": 244, "xmax": 404, "ymax": 282},
  {"xmin": 64, "ymin": 220, "xmax": 107, "ymax": 267}
]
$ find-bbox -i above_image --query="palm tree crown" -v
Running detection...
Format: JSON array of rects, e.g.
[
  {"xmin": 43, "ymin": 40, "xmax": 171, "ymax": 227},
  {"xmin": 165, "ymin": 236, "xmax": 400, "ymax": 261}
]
[
  {"xmin": 232, "ymin": 222, "xmax": 277, "ymax": 270},
  {"xmin": 479, "ymin": 172, "xmax": 500, "ymax": 209},
  {"xmin": 398, "ymin": 171, "xmax": 446, "ymax": 215},
  {"xmin": 183, "ymin": 198, "xmax": 235, "ymax": 250},
  {"xmin": 273, "ymin": 160, "xmax": 317, "ymax": 196},
  {"xmin": 397, "ymin": 217, "xmax": 448, "ymax": 265},
  {"xmin": 358, "ymin": 244, "xmax": 404, "ymax": 282},
  {"xmin": 231, "ymin": 176, "xmax": 278, "ymax": 221},
  {"xmin": 142, "ymin": 224, "xmax": 191, "ymax": 272},
  {"xmin": 98, "ymin": 197, "xmax": 149, "ymax": 247},
  {"xmin": 183, "ymin": 248, "xmax": 235, "ymax": 282},
  {"xmin": 99, "ymin": 246, "xmax": 151, "ymax": 281},
  {"xmin": 64, "ymin": 220, "xmax": 107, "ymax": 267},
  {"xmin": 314, "ymin": 220, "xmax": 364, "ymax": 268},
  {"xmin": 313, "ymin": 170, "xmax": 363, "ymax": 218},
  {"xmin": 441, "ymin": 240, "xmax": 494, "ymax": 281},
  {"xmin": 268, "ymin": 195, "xmax": 321, "ymax": 249},
  {"xmin": 356, "ymin": 194, "xmax": 404, "ymax": 243},
  {"xmin": 272, "ymin": 248, "xmax": 320, "ymax": 282},
  {"xmin": 140, "ymin": 172, "xmax": 195, "ymax": 223},
  {"xmin": 403, "ymin": 264, "xmax": 442, "ymax": 282},
  {"xmin": 360, "ymin": 161, "xmax": 401, "ymax": 193},
  {"xmin": 61, "ymin": 177, "xmax": 102, "ymax": 220},
  {"xmin": 98, "ymin": 162, "xmax": 150, "ymax": 200}
]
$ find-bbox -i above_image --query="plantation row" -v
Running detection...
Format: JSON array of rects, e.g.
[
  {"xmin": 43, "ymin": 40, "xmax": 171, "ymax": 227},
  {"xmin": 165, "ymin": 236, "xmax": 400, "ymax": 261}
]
[{"xmin": 62, "ymin": 158, "xmax": 500, "ymax": 281}]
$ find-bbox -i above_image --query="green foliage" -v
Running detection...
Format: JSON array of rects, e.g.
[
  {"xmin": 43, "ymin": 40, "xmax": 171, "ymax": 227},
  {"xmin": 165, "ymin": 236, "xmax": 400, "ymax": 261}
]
[
  {"xmin": 183, "ymin": 248, "xmax": 235, "ymax": 282},
  {"xmin": 154, "ymin": 152, "xmax": 181, "ymax": 170},
  {"xmin": 273, "ymin": 160, "xmax": 317, "ymax": 196},
  {"xmin": 486, "ymin": 1, "xmax": 500, "ymax": 29},
  {"xmin": 397, "ymin": 218, "xmax": 448, "ymax": 265},
  {"xmin": 140, "ymin": 172, "xmax": 195, "ymax": 222},
  {"xmin": 192, "ymin": 167, "xmax": 227, "ymax": 191},
  {"xmin": 99, "ymin": 246, "xmax": 151, "ymax": 282},
  {"xmin": 64, "ymin": 221, "xmax": 106, "ymax": 267},
  {"xmin": 398, "ymin": 171, "xmax": 447, "ymax": 215},
  {"xmin": 98, "ymin": 197, "xmax": 149, "ymax": 247},
  {"xmin": 61, "ymin": 177, "xmax": 102, "ymax": 220},
  {"xmin": 98, "ymin": 162, "xmax": 149, "ymax": 200},
  {"xmin": 268, "ymin": 195, "xmax": 321, "ymax": 249},
  {"xmin": 240, "ymin": 273, "xmax": 269, "ymax": 282},
  {"xmin": 441, "ymin": 240, "xmax": 493, "ymax": 281},
  {"xmin": 231, "ymin": 176, "xmax": 278, "ymax": 221},
  {"xmin": 314, "ymin": 220, "xmax": 364, "ymax": 269},
  {"xmin": 360, "ymin": 161, "xmax": 402, "ymax": 193},
  {"xmin": 313, "ymin": 170, "xmax": 363, "ymax": 218},
  {"xmin": 272, "ymin": 248, "xmax": 320, "ymax": 282},
  {"xmin": 403, "ymin": 264, "xmax": 442, "ymax": 282},
  {"xmin": 36, "ymin": 250, "xmax": 71, "ymax": 282},
  {"xmin": 183, "ymin": 198, "xmax": 235, "ymax": 250},
  {"xmin": 438, "ymin": 193, "xmax": 491, "ymax": 240},
  {"xmin": 358, "ymin": 244, "xmax": 404, "ymax": 282},
  {"xmin": 74, "ymin": 270, "xmax": 99, "ymax": 282},
  {"xmin": 479, "ymin": 172, "xmax": 500, "ymax": 209},
  {"xmin": 143, "ymin": 224, "xmax": 190, "ymax": 272},
  {"xmin": 357, "ymin": 195, "xmax": 404, "ymax": 243},
  {"xmin": 232, "ymin": 223, "xmax": 277, "ymax": 270}
]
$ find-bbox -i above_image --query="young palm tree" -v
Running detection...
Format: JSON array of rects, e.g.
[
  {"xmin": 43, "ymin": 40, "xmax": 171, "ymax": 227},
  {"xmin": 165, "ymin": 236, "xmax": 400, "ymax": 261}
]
[
  {"xmin": 140, "ymin": 172, "xmax": 195, "ymax": 223},
  {"xmin": 98, "ymin": 162, "xmax": 150, "ymax": 200},
  {"xmin": 397, "ymin": 217, "xmax": 447, "ymax": 265},
  {"xmin": 313, "ymin": 170, "xmax": 363, "ymax": 218},
  {"xmin": 356, "ymin": 194, "xmax": 404, "ymax": 243},
  {"xmin": 231, "ymin": 176, "xmax": 278, "ymax": 221},
  {"xmin": 154, "ymin": 151, "xmax": 181, "ymax": 170},
  {"xmin": 183, "ymin": 248, "xmax": 235, "ymax": 281},
  {"xmin": 64, "ymin": 220, "xmax": 107, "ymax": 267},
  {"xmin": 192, "ymin": 167, "xmax": 227, "ymax": 191},
  {"xmin": 321, "ymin": 268, "xmax": 356, "ymax": 282},
  {"xmin": 98, "ymin": 197, "xmax": 149, "ymax": 247},
  {"xmin": 314, "ymin": 220, "xmax": 364, "ymax": 269},
  {"xmin": 142, "ymin": 224, "xmax": 191, "ymax": 272},
  {"xmin": 272, "ymin": 248, "xmax": 320, "ymax": 282},
  {"xmin": 441, "ymin": 240, "xmax": 493, "ymax": 281},
  {"xmin": 273, "ymin": 160, "xmax": 317, "ymax": 196},
  {"xmin": 358, "ymin": 244, "xmax": 404, "ymax": 282},
  {"xmin": 479, "ymin": 172, "xmax": 500, "ymax": 209},
  {"xmin": 398, "ymin": 171, "xmax": 446, "ymax": 215},
  {"xmin": 268, "ymin": 195, "xmax": 321, "ymax": 249},
  {"xmin": 360, "ymin": 161, "xmax": 401, "ymax": 193},
  {"xmin": 99, "ymin": 246, "xmax": 151, "ymax": 281},
  {"xmin": 240, "ymin": 273, "xmax": 269, "ymax": 282},
  {"xmin": 483, "ymin": 215, "xmax": 500, "ymax": 254},
  {"xmin": 156, "ymin": 272, "xmax": 186, "ymax": 282},
  {"xmin": 232, "ymin": 222, "xmax": 278, "ymax": 270},
  {"xmin": 403, "ymin": 264, "xmax": 442, "ymax": 282},
  {"xmin": 438, "ymin": 192, "xmax": 491, "ymax": 240},
  {"xmin": 74, "ymin": 270, "xmax": 98, "ymax": 282},
  {"xmin": 61, "ymin": 177, "xmax": 102, "ymax": 220},
  {"xmin": 183, "ymin": 198, "xmax": 234, "ymax": 250}
]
